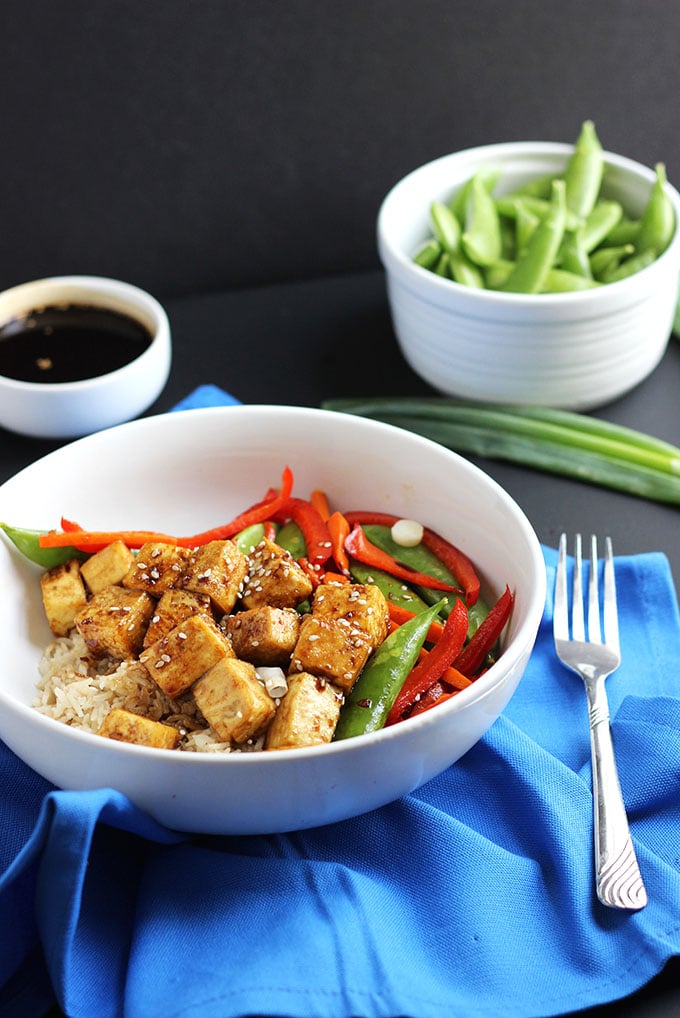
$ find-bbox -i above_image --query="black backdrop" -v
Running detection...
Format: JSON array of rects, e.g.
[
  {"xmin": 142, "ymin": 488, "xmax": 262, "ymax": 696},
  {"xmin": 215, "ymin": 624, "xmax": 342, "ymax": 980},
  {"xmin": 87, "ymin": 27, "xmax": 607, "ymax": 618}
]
[{"xmin": 2, "ymin": 0, "xmax": 679, "ymax": 300}]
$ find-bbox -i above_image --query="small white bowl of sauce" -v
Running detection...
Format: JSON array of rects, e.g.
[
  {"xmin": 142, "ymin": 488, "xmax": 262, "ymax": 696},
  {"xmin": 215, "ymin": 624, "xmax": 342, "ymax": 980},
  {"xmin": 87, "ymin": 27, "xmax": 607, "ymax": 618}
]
[{"xmin": 0, "ymin": 275, "xmax": 171, "ymax": 439}]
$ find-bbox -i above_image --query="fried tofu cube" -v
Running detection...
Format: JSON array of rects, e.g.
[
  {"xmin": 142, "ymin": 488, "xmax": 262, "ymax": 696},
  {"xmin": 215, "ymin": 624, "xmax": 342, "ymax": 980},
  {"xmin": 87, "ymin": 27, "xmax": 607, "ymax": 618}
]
[
  {"xmin": 143, "ymin": 589, "xmax": 213, "ymax": 647},
  {"xmin": 240, "ymin": 538, "xmax": 313, "ymax": 609},
  {"xmin": 193, "ymin": 657, "xmax": 276, "ymax": 744},
  {"xmin": 74, "ymin": 585, "xmax": 156, "ymax": 658},
  {"xmin": 289, "ymin": 615, "xmax": 372, "ymax": 693},
  {"xmin": 183, "ymin": 540, "xmax": 248, "ymax": 614},
  {"xmin": 80, "ymin": 540, "xmax": 135, "ymax": 594},
  {"xmin": 223, "ymin": 606, "xmax": 300, "ymax": 666},
  {"xmin": 140, "ymin": 614, "xmax": 233, "ymax": 698},
  {"xmin": 312, "ymin": 583, "xmax": 389, "ymax": 648},
  {"xmin": 40, "ymin": 559, "xmax": 88, "ymax": 636},
  {"xmin": 122, "ymin": 542, "xmax": 195, "ymax": 594},
  {"xmin": 99, "ymin": 707, "xmax": 181, "ymax": 749},
  {"xmin": 265, "ymin": 671, "xmax": 343, "ymax": 750}
]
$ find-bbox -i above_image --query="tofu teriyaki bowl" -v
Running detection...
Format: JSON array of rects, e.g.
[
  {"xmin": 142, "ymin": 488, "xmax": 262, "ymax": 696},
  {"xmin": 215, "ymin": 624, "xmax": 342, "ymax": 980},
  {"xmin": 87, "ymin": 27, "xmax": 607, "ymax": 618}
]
[{"xmin": 0, "ymin": 405, "xmax": 546, "ymax": 834}]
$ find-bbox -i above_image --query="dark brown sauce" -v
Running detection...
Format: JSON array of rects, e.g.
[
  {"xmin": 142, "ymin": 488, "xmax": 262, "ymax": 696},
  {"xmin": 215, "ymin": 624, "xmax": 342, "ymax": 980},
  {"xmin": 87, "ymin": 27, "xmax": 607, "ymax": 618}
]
[{"xmin": 0, "ymin": 304, "xmax": 153, "ymax": 383}]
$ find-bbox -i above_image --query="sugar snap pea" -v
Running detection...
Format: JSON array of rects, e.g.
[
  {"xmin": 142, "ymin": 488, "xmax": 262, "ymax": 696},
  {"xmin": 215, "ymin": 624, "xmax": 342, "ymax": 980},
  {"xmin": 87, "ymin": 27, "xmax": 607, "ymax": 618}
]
[
  {"xmin": 502, "ymin": 179, "xmax": 567, "ymax": 293},
  {"xmin": 580, "ymin": 200, "xmax": 623, "ymax": 252},
  {"xmin": 462, "ymin": 173, "xmax": 502, "ymax": 266},
  {"xmin": 234, "ymin": 523, "xmax": 267, "ymax": 555},
  {"xmin": 359, "ymin": 524, "xmax": 488, "ymax": 636},
  {"xmin": 589, "ymin": 244, "xmax": 635, "ymax": 280},
  {"xmin": 601, "ymin": 248, "xmax": 657, "ymax": 283},
  {"xmin": 635, "ymin": 163, "xmax": 675, "ymax": 255},
  {"xmin": 0, "ymin": 523, "xmax": 88, "ymax": 568},
  {"xmin": 564, "ymin": 119, "xmax": 603, "ymax": 219},
  {"xmin": 413, "ymin": 238, "xmax": 442, "ymax": 269},
  {"xmin": 413, "ymin": 120, "xmax": 675, "ymax": 293},
  {"xmin": 348, "ymin": 559, "xmax": 431, "ymax": 613},
  {"xmin": 430, "ymin": 201, "xmax": 461, "ymax": 254},
  {"xmin": 333, "ymin": 599, "xmax": 445, "ymax": 740}
]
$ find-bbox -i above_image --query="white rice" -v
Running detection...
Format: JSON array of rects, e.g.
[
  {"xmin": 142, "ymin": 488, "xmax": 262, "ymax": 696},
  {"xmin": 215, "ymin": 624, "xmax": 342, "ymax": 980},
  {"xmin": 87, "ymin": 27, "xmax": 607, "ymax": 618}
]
[{"xmin": 35, "ymin": 632, "xmax": 236, "ymax": 752}]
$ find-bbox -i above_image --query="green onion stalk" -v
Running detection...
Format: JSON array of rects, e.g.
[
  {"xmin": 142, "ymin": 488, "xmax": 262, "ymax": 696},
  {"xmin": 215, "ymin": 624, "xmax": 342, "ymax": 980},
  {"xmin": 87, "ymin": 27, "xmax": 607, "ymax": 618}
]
[{"xmin": 322, "ymin": 398, "xmax": 680, "ymax": 506}]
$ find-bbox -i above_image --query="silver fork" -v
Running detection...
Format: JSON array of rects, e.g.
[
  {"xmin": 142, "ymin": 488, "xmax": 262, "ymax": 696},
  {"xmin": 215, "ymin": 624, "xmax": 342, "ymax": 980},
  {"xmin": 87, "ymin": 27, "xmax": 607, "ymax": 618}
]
[{"xmin": 554, "ymin": 533, "xmax": 647, "ymax": 911}]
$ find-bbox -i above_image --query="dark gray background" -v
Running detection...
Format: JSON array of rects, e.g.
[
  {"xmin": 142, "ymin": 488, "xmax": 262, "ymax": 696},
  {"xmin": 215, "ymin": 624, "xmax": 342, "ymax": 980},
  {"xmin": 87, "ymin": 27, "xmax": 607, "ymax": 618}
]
[{"xmin": 2, "ymin": 0, "xmax": 679, "ymax": 299}]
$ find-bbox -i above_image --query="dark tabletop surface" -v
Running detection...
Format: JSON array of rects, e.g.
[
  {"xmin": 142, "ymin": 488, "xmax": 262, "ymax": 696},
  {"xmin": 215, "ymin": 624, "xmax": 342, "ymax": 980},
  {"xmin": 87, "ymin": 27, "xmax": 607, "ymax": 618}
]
[{"xmin": 2, "ymin": 269, "xmax": 679, "ymax": 1017}]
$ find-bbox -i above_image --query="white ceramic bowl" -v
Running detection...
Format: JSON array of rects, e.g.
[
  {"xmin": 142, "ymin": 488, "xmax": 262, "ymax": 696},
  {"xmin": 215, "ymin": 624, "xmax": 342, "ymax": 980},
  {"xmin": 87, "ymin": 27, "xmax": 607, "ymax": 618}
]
[
  {"xmin": 0, "ymin": 405, "xmax": 546, "ymax": 834},
  {"xmin": 0, "ymin": 275, "xmax": 171, "ymax": 438},
  {"xmin": 378, "ymin": 142, "xmax": 680, "ymax": 410}
]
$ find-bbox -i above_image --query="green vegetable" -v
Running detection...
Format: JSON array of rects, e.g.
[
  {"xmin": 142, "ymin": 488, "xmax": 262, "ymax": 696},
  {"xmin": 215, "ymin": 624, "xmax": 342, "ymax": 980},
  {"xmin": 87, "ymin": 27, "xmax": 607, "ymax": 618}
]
[
  {"xmin": 462, "ymin": 173, "xmax": 502, "ymax": 266},
  {"xmin": 502, "ymin": 180, "xmax": 567, "ymax": 293},
  {"xmin": 359, "ymin": 524, "xmax": 488, "ymax": 635},
  {"xmin": 412, "ymin": 121, "xmax": 675, "ymax": 293},
  {"xmin": 0, "ymin": 524, "xmax": 89, "ymax": 568},
  {"xmin": 635, "ymin": 163, "xmax": 675, "ymax": 255},
  {"xmin": 564, "ymin": 119, "xmax": 603, "ymax": 219},
  {"xmin": 275, "ymin": 520, "xmax": 306, "ymax": 558},
  {"xmin": 234, "ymin": 522, "xmax": 267, "ymax": 555},
  {"xmin": 322, "ymin": 398, "xmax": 680, "ymax": 506},
  {"xmin": 334, "ymin": 599, "xmax": 445, "ymax": 740},
  {"xmin": 347, "ymin": 559, "xmax": 431, "ymax": 613}
]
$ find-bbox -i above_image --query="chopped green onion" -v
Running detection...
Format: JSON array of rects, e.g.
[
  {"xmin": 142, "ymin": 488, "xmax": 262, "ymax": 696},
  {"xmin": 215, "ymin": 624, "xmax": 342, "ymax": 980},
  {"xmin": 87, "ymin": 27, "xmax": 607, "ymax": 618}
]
[{"xmin": 322, "ymin": 398, "xmax": 680, "ymax": 506}]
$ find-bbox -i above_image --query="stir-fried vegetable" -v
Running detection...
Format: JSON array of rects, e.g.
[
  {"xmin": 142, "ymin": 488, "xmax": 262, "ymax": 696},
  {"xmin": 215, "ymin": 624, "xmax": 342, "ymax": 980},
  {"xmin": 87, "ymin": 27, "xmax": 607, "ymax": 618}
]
[
  {"xmin": 2, "ymin": 467, "xmax": 514, "ymax": 747},
  {"xmin": 323, "ymin": 398, "xmax": 680, "ymax": 506}
]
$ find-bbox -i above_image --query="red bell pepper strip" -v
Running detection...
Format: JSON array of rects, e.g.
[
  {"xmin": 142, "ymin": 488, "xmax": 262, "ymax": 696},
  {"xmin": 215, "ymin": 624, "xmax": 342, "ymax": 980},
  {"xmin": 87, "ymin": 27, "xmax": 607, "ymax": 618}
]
[
  {"xmin": 385, "ymin": 597, "xmax": 469, "ymax": 725},
  {"xmin": 181, "ymin": 465, "xmax": 294, "ymax": 545},
  {"xmin": 453, "ymin": 585, "xmax": 514, "ymax": 676},
  {"xmin": 272, "ymin": 496, "xmax": 333, "ymax": 566},
  {"xmin": 344, "ymin": 510, "xmax": 480, "ymax": 606},
  {"xmin": 39, "ymin": 466, "xmax": 294, "ymax": 552},
  {"xmin": 327, "ymin": 510, "xmax": 351, "ymax": 575},
  {"xmin": 345, "ymin": 525, "xmax": 460, "ymax": 593}
]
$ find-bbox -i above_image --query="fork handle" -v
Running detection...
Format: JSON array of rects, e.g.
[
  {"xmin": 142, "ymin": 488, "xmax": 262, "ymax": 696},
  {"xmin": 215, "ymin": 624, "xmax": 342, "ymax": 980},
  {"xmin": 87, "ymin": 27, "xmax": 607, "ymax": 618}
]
[{"xmin": 585, "ymin": 677, "xmax": 648, "ymax": 910}]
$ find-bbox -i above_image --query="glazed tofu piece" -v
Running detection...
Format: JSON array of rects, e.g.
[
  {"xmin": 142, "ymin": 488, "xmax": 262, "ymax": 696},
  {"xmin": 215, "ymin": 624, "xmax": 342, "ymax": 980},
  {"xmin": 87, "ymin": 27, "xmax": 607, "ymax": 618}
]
[
  {"xmin": 240, "ymin": 538, "xmax": 313, "ymax": 610},
  {"xmin": 80, "ymin": 540, "xmax": 135, "ymax": 595},
  {"xmin": 312, "ymin": 583, "xmax": 389, "ymax": 648},
  {"xmin": 193, "ymin": 657, "xmax": 276, "ymax": 744},
  {"xmin": 289, "ymin": 615, "xmax": 372, "ymax": 694},
  {"xmin": 40, "ymin": 559, "xmax": 88, "ymax": 636},
  {"xmin": 265, "ymin": 671, "xmax": 343, "ymax": 750},
  {"xmin": 223, "ymin": 605, "xmax": 300, "ymax": 666},
  {"xmin": 183, "ymin": 540, "xmax": 248, "ymax": 614},
  {"xmin": 143, "ymin": 589, "xmax": 213, "ymax": 648},
  {"xmin": 140, "ymin": 613, "xmax": 233, "ymax": 698},
  {"xmin": 99, "ymin": 707, "xmax": 181, "ymax": 749},
  {"xmin": 74, "ymin": 585, "xmax": 155, "ymax": 658},
  {"xmin": 122, "ymin": 542, "xmax": 195, "ymax": 594}
]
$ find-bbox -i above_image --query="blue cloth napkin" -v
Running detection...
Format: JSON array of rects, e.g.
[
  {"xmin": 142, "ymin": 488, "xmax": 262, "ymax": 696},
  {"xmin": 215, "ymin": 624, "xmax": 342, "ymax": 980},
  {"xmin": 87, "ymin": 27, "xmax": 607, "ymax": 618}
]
[{"xmin": 1, "ymin": 388, "xmax": 679, "ymax": 1018}]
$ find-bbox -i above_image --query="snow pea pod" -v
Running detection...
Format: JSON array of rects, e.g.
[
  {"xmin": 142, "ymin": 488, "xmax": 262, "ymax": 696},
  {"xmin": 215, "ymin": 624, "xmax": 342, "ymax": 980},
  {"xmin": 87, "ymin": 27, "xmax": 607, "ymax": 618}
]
[
  {"xmin": 559, "ymin": 227, "xmax": 592, "ymax": 278},
  {"xmin": 275, "ymin": 520, "xmax": 306, "ymax": 558},
  {"xmin": 564, "ymin": 119, "xmax": 603, "ymax": 219},
  {"xmin": 0, "ymin": 523, "xmax": 88, "ymax": 568},
  {"xmin": 333, "ymin": 599, "xmax": 445, "ymax": 739}
]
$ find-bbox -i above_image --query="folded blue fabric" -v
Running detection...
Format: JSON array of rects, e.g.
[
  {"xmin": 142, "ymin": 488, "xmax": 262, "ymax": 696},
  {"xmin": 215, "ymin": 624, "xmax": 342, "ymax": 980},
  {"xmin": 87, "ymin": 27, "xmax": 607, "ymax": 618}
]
[{"xmin": 1, "ymin": 388, "xmax": 679, "ymax": 1018}]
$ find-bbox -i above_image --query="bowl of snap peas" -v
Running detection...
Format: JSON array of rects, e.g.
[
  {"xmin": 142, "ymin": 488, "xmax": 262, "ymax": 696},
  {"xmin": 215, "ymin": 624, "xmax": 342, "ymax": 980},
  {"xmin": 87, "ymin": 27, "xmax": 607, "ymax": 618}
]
[{"xmin": 377, "ymin": 122, "xmax": 680, "ymax": 410}]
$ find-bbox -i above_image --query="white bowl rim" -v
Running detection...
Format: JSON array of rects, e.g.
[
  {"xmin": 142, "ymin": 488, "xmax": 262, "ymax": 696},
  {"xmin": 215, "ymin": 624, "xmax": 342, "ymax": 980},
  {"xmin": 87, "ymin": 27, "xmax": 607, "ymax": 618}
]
[
  {"xmin": 0, "ymin": 274, "xmax": 170, "ymax": 393},
  {"xmin": 0, "ymin": 403, "xmax": 547, "ymax": 766},
  {"xmin": 377, "ymin": 140, "xmax": 680, "ymax": 308}
]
